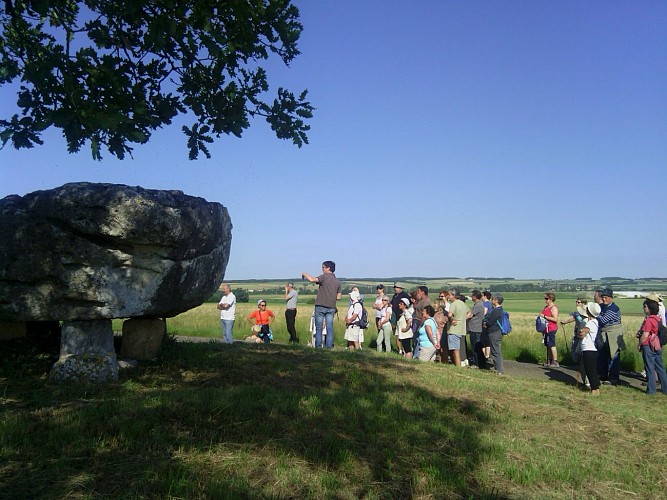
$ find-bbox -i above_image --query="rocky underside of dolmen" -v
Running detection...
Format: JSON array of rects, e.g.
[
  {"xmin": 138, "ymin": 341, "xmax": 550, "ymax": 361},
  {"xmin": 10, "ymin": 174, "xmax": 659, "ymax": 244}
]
[{"xmin": 0, "ymin": 182, "xmax": 232, "ymax": 383}]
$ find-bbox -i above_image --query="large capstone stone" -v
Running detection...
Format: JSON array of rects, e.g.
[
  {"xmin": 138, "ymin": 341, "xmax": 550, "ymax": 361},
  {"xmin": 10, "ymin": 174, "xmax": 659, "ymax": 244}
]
[{"xmin": 0, "ymin": 182, "xmax": 232, "ymax": 321}]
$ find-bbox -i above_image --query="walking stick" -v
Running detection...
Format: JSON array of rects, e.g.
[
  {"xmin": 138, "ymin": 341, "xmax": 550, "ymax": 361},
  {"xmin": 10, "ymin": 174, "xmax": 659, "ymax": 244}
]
[{"xmin": 561, "ymin": 322, "xmax": 570, "ymax": 355}]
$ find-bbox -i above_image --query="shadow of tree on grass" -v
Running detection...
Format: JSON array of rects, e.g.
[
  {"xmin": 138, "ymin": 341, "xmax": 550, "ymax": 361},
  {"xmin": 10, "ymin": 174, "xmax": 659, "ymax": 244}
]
[{"xmin": 0, "ymin": 342, "xmax": 509, "ymax": 499}]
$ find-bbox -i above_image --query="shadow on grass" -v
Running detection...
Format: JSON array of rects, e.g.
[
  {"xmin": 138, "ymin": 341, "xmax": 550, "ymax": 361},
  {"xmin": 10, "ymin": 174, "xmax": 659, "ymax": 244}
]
[
  {"xmin": 514, "ymin": 348, "xmax": 540, "ymax": 364},
  {"xmin": 0, "ymin": 341, "xmax": 508, "ymax": 499}
]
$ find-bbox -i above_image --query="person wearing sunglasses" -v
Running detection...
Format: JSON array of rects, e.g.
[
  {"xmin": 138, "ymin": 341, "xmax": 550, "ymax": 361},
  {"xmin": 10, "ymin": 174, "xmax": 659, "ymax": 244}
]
[
  {"xmin": 376, "ymin": 295, "xmax": 394, "ymax": 353},
  {"xmin": 246, "ymin": 300, "xmax": 275, "ymax": 344},
  {"xmin": 539, "ymin": 293, "xmax": 560, "ymax": 367}
]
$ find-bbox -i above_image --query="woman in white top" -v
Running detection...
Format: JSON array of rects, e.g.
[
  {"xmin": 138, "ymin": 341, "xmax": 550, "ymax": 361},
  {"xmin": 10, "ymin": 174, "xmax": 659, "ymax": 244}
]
[
  {"xmin": 376, "ymin": 296, "xmax": 393, "ymax": 353},
  {"xmin": 577, "ymin": 301, "xmax": 602, "ymax": 395},
  {"xmin": 396, "ymin": 298, "xmax": 413, "ymax": 358},
  {"xmin": 344, "ymin": 290, "xmax": 363, "ymax": 350}
]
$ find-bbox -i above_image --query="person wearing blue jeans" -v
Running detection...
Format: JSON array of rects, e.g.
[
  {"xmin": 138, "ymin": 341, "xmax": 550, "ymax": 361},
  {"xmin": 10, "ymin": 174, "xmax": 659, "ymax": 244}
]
[
  {"xmin": 638, "ymin": 299, "xmax": 667, "ymax": 395},
  {"xmin": 217, "ymin": 284, "xmax": 236, "ymax": 344},
  {"xmin": 302, "ymin": 261, "xmax": 342, "ymax": 349},
  {"xmin": 597, "ymin": 288, "xmax": 624, "ymax": 384},
  {"xmin": 314, "ymin": 305, "xmax": 336, "ymax": 348}
]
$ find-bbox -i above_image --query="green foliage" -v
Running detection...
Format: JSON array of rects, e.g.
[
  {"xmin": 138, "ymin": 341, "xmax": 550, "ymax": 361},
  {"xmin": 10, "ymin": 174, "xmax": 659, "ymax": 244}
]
[
  {"xmin": 0, "ymin": 0, "xmax": 313, "ymax": 159},
  {"xmin": 234, "ymin": 288, "xmax": 249, "ymax": 303}
]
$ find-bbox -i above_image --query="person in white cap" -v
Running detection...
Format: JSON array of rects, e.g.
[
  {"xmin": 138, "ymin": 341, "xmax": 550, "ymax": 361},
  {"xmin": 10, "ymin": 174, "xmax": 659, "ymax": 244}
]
[{"xmin": 344, "ymin": 289, "xmax": 364, "ymax": 350}]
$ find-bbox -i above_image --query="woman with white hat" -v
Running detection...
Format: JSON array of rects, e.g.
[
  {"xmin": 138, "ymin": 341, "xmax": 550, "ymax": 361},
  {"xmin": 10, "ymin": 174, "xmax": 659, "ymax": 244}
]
[
  {"xmin": 577, "ymin": 301, "xmax": 602, "ymax": 395},
  {"xmin": 344, "ymin": 289, "xmax": 364, "ymax": 350}
]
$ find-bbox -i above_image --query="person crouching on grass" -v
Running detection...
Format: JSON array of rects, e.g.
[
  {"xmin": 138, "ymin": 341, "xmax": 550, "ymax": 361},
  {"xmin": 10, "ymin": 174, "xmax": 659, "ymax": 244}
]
[
  {"xmin": 344, "ymin": 290, "xmax": 364, "ymax": 350},
  {"xmin": 246, "ymin": 299, "xmax": 275, "ymax": 344}
]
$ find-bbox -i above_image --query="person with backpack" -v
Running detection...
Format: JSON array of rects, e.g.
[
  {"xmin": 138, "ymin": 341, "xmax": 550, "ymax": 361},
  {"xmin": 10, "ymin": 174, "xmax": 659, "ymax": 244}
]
[
  {"xmin": 540, "ymin": 292, "xmax": 560, "ymax": 367},
  {"xmin": 597, "ymin": 288, "xmax": 625, "ymax": 384},
  {"xmin": 636, "ymin": 298, "xmax": 667, "ymax": 396},
  {"xmin": 481, "ymin": 293, "xmax": 506, "ymax": 375},
  {"xmin": 576, "ymin": 301, "xmax": 602, "ymax": 395},
  {"xmin": 344, "ymin": 289, "xmax": 364, "ymax": 350}
]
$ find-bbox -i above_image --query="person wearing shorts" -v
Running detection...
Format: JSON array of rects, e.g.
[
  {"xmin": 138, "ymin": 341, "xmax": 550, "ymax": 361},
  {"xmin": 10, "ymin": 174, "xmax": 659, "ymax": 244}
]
[
  {"xmin": 447, "ymin": 287, "xmax": 468, "ymax": 367},
  {"xmin": 540, "ymin": 292, "xmax": 560, "ymax": 367}
]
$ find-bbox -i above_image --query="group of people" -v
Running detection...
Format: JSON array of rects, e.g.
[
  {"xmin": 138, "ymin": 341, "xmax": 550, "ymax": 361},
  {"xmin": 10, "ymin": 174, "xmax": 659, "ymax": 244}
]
[
  {"xmin": 550, "ymin": 289, "xmax": 667, "ymax": 395},
  {"xmin": 368, "ymin": 283, "xmax": 507, "ymax": 373},
  {"xmin": 218, "ymin": 262, "xmax": 667, "ymax": 395},
  {"xmin": 300, "ymin": 262, "xmax": 508, "ymax": 373}
]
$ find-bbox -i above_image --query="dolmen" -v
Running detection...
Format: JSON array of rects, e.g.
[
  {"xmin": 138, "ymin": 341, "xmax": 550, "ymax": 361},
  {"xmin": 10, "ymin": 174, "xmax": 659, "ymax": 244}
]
[{"xmin": 0, "ymin": 182, "xmax": 232, "ymax": 383}]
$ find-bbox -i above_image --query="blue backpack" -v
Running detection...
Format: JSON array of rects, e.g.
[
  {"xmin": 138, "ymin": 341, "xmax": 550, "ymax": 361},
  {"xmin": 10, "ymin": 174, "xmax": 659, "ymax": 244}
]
[
  {"xmin": 497, "ymin": 310, "xmax": 512, "ymax": 335},
  {"xmin": 535, "ymin": 315, "xmax": 549, "ymax": 333}
]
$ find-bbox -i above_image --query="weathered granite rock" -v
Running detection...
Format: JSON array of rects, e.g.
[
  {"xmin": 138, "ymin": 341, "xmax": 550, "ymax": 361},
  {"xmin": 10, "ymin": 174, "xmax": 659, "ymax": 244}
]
[
  {"xmin": 0, "ymin": 182, "xmax": 232, "ymax": 321},
  {"xmin": 120, "ymin": 318, "xmax": 165, "ymax": 360},
  {"xmin": 50, "ymin": 320, "xmax": 118, "ymax": 383}
]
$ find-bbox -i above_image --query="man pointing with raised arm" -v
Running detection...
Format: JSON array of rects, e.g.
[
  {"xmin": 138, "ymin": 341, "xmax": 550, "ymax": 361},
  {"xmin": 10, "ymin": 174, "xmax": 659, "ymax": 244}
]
[{"xmin": 302, "ymin": 261, "xmax": 342, "ymax": 348}]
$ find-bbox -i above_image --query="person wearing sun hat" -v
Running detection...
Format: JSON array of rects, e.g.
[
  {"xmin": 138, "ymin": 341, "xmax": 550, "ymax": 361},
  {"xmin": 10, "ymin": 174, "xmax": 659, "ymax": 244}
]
[
  {"xmin": 577, "ymin": 301, "xmax": 602, "ymax": 395},
  {"xmin": 344, "ymin": 289, "xmax": 364, "ymax": 350},
  {"xmin": 597, "ymin": 288, "xmax": 624, "ymax": 384}
]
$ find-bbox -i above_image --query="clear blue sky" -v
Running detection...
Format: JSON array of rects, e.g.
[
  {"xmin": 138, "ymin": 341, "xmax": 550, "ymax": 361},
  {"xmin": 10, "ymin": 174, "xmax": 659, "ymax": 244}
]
[{"xmin": 1, "ymin": 1, "xmax": 666, "ymax": 280}]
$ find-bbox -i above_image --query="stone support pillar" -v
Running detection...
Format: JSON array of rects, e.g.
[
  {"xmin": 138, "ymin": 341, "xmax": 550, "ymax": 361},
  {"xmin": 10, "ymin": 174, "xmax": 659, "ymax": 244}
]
[{"xmin": 50, "ymin": 320, "xmax": 118, "ymax": 383}]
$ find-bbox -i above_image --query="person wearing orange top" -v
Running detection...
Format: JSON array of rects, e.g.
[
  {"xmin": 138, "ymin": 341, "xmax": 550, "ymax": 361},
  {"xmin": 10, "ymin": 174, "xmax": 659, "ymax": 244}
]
[{"xmin": 246, "ymin": 299, "xmax": 275, "ymax": 343}]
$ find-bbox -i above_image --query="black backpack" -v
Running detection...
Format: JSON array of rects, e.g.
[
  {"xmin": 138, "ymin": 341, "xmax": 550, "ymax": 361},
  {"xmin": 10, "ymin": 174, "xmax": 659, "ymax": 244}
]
[
  {"xmin": 594, "ymin": 330, "xmax": 605, "ymax": 351},
  {"xmin": 658, "ymin": 322, "xmax": 667, "ymax": 346},
  {"xmin": 354, "ymin": 302, "xmax": 369, "ymax": 329}
]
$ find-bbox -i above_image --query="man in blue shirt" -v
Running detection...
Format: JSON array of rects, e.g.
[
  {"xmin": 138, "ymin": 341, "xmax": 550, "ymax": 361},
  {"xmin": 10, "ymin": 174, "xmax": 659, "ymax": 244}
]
[{"xmin": 597, "ymin": 288, "xmax": 625, "ymax": 384}]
